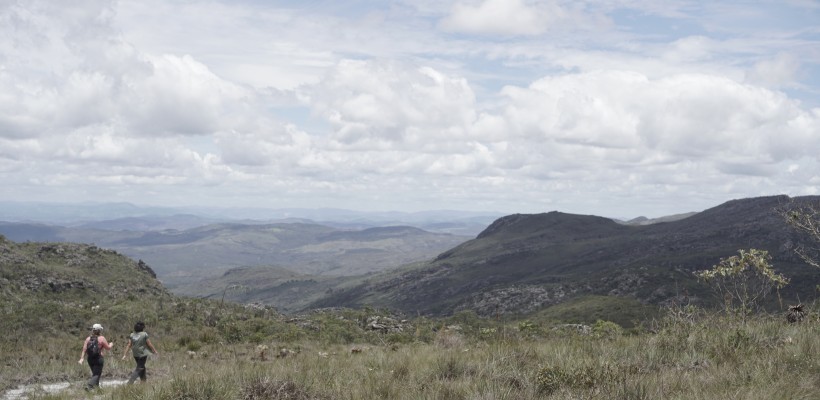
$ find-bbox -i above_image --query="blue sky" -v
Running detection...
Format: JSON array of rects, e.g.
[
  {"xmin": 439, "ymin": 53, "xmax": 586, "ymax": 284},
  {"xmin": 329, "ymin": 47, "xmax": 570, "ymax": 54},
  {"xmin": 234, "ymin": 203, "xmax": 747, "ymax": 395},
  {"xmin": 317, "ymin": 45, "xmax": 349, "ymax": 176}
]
[{"xmin": 0, "ymin": 0, "xmax": 818, "ymax": 219}]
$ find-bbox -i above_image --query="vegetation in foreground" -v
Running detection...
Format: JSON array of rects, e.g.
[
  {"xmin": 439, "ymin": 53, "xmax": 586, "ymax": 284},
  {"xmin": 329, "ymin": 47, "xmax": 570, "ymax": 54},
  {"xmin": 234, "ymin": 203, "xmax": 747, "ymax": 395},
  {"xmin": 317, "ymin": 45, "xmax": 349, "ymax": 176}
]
[{"xmin": 1, "ymin": 301, "xmax": 818, "ymax": 400}]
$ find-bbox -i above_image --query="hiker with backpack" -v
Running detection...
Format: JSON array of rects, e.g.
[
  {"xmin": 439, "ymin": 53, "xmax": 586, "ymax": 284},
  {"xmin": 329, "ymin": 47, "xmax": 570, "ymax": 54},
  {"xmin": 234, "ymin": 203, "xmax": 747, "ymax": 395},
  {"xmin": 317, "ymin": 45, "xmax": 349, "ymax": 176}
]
[
  {"xmin": 121, "ymin": 321, "xmax": 159, "ymax": 384},
  {"xmin": 78, "ymin": 323, "xmax": 114, "ymax": 391}
]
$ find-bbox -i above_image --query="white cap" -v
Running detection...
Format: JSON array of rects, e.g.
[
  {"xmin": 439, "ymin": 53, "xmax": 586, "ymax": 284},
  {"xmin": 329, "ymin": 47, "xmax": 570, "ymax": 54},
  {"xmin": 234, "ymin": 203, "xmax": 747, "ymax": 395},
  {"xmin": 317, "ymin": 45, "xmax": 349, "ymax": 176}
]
[{"xmin": 91, "ymin": 323, "xmax": 104, "ymax": 331}]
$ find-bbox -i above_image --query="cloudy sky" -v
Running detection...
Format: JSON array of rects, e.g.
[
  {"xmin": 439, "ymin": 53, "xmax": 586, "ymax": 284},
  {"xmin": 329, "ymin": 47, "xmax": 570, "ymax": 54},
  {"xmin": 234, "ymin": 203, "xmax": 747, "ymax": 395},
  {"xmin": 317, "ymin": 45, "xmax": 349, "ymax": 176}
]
[{"xmin": 1, "ymin": 0, "xmax": 819, "ymax": 219}]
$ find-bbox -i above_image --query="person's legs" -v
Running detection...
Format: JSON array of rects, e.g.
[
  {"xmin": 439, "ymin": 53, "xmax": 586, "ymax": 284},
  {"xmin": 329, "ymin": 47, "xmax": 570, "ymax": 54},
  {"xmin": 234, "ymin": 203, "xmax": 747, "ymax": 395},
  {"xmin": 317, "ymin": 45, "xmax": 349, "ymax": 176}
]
[
  {"xmin": 85, "ymin": 357, "xmax": 104, "ymax": 390},
  {"xmin": 128, "ymin": 356, "xmax": 148, "ymax": 384},
  {"xmin": 137, "ymin": 356, "xmax": 147, "ymax": 381}
]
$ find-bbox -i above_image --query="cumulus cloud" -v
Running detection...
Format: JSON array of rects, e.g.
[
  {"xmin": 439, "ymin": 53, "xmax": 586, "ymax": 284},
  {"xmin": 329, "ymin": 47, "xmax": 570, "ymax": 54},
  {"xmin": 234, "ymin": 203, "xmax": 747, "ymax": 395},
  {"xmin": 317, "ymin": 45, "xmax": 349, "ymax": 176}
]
[
  {"xmin": 489, "ymin": 70, "xmax": 820, "ymax": 186},
  {"xmin": 438, "ymin": 0, "xmax": 612, "ymax": 38},
  {"xmin": 496, "ymin": 71, "xmax": 820, "ymax": 155},
  {"xmin": 2, "ymin": 4, "xmax": 237, "ymax": 139},
  {"xmin": 216, "ymin": 124, "xmax": 312, "ymax": 168},
  {"xmin": 0, "ymin": 0, "xmax": 302, "ymax": 195},
  {"xmin": 306, "ymin": 59, "xmax": 478, "ymax": 149},
  {"xmin": 440, "ymin": 0, "xmax": 569, "ymax": 36},
  {"xmin": 122, "ymin": 54, "xmax": 251, "ymax": 137},
  {"xmin": 1, "ymin": 0, "xmax": 819, "ymax": 216}
]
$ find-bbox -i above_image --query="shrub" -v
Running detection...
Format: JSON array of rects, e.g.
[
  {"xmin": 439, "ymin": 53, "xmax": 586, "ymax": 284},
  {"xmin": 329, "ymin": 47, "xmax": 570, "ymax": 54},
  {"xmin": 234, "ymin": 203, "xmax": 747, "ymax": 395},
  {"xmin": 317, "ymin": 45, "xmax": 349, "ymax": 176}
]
[
  {"xmin": 434, "ymin": 355, "xmax": 469, "ymax": 380},
  {"xmin": 218, "ymin": 319, "xmax": 246, "ymax": 343},
  {"xmin": 518, "ymin": 320, "xmax": 537, "ymax": 335},
  {"xmin": 592, "ymin": 320, "xmax": 623, "ymax": 339},
  {"xmin": 535, "ymin": 363, "xmax": 620, "ymax": 395},
  {"xmin": 241, "ymin": 377, "xmax": 324, "ymax": 400},
  {"xmin": 435, "ymin": 330, "xmax": 466, "ymax": 349},
  {"xmin": 535, "ymin": 365, "xmax": 565, "ymax": 395},
  {"xmin": 155, "ymin": 374, "xmax": 234, "ymax": 400},
  {"xmin": 696, "ymin": 249, "xmax": 789, "ymax": 317}
]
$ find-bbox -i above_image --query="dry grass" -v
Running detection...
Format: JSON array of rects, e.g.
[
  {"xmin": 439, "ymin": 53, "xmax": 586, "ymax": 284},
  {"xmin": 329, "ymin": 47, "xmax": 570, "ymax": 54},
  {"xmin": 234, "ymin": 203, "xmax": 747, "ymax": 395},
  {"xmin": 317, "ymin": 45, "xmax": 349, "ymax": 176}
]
[{"xmin": 2, "ymin": 309, "xmax": 818, "ymax": 400}]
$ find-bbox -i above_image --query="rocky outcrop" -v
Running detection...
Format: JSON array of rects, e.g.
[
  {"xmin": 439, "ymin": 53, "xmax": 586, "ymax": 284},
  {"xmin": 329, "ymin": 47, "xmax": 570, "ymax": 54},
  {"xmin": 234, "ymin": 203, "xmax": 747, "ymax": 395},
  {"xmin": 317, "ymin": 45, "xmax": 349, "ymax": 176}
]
[
  {"xmin": 364, "ymin": 315, "xmax": 408, "ymax": 333},
  {"xmin": 455, "ymin": 284, "xmax": 590, "ymax": 316},
  {"xmin": 16, "ymin": 275, "xmax": 93, "ymax": 292},
  {"xmin": 136, "ymin": 259, "xmax": 157, "ymax": 278},
  {"xmin": 0, "ymin": 239, "xmax": 170, "ymax": 301}
]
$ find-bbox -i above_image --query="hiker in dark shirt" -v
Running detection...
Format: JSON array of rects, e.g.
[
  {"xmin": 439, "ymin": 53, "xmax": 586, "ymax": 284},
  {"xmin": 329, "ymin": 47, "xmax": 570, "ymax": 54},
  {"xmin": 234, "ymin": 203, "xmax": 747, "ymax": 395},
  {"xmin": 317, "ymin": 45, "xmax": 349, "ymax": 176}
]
[
  {"xmin": 78, "ymin": 323, "xmax": 113, "ymax": 390},
  {"xmin": 122, "ymin": 321, "xmax": 159, "ymax": 384}
]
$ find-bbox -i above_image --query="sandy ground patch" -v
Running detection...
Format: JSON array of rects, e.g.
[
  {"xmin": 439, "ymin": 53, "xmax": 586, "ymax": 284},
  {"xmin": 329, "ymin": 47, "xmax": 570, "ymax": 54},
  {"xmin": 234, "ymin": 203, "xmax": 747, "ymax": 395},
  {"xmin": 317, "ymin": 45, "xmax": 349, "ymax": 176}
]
[{"xmin": 2, "ymin": 379, "xmax": 128, "ymax": 400}]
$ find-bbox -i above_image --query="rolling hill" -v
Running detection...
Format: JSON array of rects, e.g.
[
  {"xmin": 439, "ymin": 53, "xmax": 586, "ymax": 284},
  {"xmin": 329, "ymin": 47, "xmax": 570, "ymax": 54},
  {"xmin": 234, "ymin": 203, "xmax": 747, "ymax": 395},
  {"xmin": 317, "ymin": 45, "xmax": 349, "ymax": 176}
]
[{"xmin": 0, "ymin": 221, "xmax": 471, "ymax": 288}]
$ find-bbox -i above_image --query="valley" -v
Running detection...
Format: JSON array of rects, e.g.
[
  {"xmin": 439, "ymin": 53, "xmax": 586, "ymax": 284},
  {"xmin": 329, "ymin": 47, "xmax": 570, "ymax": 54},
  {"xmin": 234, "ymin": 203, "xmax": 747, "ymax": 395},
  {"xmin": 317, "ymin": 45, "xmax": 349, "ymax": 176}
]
[{"xmin": 2, "ymin": 195, "xmax": 819, "ymax": 316}]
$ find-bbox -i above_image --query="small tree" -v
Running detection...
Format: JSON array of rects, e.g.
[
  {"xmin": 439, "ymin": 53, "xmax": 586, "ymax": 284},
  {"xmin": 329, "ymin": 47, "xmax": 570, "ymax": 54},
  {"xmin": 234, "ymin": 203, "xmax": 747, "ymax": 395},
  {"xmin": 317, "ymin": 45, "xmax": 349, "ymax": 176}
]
[
  {"xmin": 696, "ymin": 249, "xmax": 789, "ymax": 318},
  {"xmin": 782, "ymin": 202, "xmax": 820, "ymax": 269}
]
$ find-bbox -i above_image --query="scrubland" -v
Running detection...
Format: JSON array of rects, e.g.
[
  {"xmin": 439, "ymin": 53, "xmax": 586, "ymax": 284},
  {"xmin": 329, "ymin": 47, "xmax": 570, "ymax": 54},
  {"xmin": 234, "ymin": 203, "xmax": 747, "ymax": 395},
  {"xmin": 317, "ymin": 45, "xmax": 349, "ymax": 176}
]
[{"xmin": 2, "ymin": 302, "xmax": 818, "ymax": 400}]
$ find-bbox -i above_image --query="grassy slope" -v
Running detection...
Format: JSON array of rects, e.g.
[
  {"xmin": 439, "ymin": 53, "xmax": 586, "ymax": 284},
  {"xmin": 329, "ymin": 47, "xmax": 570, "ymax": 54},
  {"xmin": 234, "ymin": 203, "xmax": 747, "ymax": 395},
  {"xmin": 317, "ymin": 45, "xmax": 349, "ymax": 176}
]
[
  {"xmin": 530, "ymin": 295, "xmax": 663, "ymax": 328},
  {"xmin": 4, "ymin": 306, "xmax": 819, "ymax": 399},
  {"xmin": 0, "ymin": 237, "xmax": 171, "ymax": 337}
]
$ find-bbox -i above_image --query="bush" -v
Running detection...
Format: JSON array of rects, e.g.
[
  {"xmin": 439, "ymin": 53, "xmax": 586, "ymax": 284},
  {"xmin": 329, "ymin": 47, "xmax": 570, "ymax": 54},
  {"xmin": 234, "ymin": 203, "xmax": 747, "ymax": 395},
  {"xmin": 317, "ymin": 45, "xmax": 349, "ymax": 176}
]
[
  {"xmin": 535, "ymin": 363, "xmax": 620, "ymax": 395},
  {"xmin": 592, "ymin": 320, "xmax": 623, "ymax": 339},
  {"xmin": 241, "ymin": 376, "xmax": 324, "ymax": 400},
  {"xmin": 535, "ymin": 365, "xmax": 565, "ymax": 395},
  {"xmin": 696, "ymin": 249, "xmax": 789, "ymax": 317}
]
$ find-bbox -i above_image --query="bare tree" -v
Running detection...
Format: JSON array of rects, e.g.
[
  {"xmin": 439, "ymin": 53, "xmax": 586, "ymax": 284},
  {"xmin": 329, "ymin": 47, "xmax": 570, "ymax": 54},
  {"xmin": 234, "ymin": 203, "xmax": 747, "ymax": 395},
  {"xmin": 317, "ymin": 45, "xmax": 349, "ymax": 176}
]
[{"xmin": 781, "ymin": 200, "xmax": 820, "ymax": 269}]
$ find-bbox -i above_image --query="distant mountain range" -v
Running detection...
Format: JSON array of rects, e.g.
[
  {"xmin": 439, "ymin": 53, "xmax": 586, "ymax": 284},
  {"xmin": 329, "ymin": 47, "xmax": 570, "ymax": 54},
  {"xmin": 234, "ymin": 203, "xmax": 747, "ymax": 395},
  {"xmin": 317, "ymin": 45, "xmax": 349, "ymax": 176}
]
[
  {"xmin": 0, "ymin": 201, "xmax": 500, "ymax": 236},
  {"xmin": 2, "ymin": 196, "xmax": 818, "ymax": 317},
  {"xmin": 0, "ymin": 220, "xmax": 470, "ymax": 289}
]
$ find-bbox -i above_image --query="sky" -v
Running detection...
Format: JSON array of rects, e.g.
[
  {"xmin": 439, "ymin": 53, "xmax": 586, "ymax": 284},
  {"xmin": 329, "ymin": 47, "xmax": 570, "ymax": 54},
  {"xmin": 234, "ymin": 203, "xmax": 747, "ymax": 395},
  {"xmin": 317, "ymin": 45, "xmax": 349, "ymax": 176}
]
[{"xmin": 1, "ymin": 0, "xmax": 819, "ymax": 219}]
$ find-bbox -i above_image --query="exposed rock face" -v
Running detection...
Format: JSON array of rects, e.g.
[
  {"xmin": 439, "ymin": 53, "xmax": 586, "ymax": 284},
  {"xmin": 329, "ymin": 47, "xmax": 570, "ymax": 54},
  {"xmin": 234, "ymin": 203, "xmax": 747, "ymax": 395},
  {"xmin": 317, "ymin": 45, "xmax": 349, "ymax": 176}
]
[
  {"xmin": 602, "ymin": 273, "xmax": 647, "ymax": 297},
  {"xmin": 18, "ymin": 275, "xmax": 93, "ymax": 292},
  {"xmin": 455, "ymin": 284, "xmax": 588, "ymax": 316},
  {"xmin": 364, "ymin": 316, "xmax": 407, "ymax": 333},
  {"xmin": 553, "ymin": 324, "xmax": 592, "ymax": 335},
  {"xmin": 136, "ymin": 259, "xmax": 156, "ymax": 278}
]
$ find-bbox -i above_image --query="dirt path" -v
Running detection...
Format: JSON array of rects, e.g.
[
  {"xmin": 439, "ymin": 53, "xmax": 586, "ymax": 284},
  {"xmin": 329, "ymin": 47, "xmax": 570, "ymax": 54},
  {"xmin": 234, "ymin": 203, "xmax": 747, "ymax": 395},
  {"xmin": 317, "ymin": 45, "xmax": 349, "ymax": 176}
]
[{"xmin": 2, "ymin": 379, "xmax": 128, "ymax": 400}]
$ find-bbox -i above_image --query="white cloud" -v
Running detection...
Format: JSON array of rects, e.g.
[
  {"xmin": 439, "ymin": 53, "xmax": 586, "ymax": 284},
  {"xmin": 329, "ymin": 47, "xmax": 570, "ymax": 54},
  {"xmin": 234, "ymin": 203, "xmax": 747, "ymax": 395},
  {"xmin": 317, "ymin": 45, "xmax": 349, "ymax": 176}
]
[
  {"xmin": 216, "ymin": 124, "xmax": 312, "ymax": 168},
  {"xmin": 662, "ymin": 36, "xmax": 718, "ymax": 63},
  {"xmin": 306, "ymin": 59, "xmax": 478, "ymax": 149},
  {"xmin": 492, "ymin": 70, "xmax": 820, "ymax": 180},
  {"xmin": 122, "ymin": 54, "xmax": 251, "ymax": 137},
  {"xmin": 439, "ymin": 0, "xmax": 563, "ymax": 36},
  {"xmin": 745, "ymin": 53, "xmax": 801, "ymax": 88},
  {"xmin": 1, "ymin": 0, "xmax": 819, "ymax": 217},
  {"xmin": 0, "ymin": 3, "xmax": 254, "ymax": 141}
]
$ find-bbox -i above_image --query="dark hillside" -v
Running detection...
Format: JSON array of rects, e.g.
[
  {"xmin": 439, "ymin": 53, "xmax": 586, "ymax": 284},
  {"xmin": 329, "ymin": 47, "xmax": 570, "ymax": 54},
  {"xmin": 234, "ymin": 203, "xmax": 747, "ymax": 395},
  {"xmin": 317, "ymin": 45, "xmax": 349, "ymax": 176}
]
[
  {"xmin": 476, "ymin": 211, "xmax": 627, "ymax": 240},
  {"xmin": 311, "ymin": 195, "xmax": 820, "ymax": 316}
]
